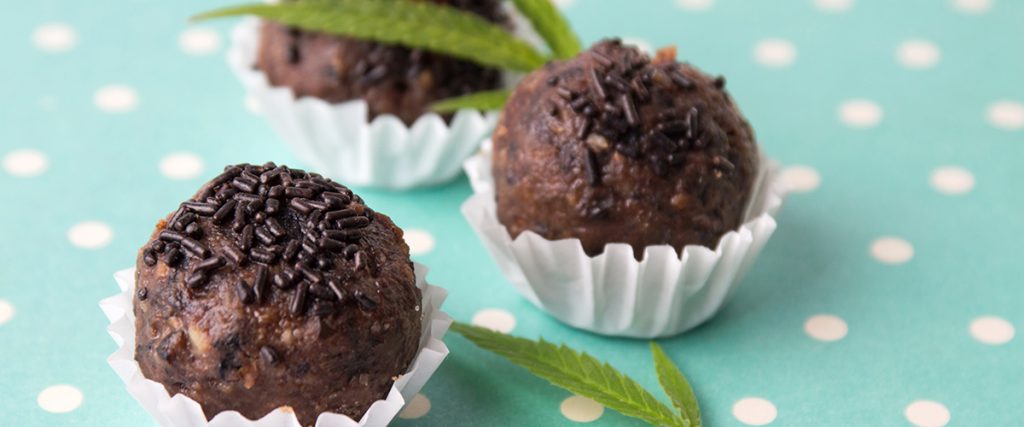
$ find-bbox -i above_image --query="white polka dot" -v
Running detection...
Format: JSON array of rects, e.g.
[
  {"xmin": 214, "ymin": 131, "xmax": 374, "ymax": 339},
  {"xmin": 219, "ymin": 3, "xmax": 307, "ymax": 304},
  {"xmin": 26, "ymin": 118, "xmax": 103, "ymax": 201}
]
[
  {"xmin": 3, "ymin": 149, "xmax": 49, "ymax": 178},
  {"xmin": 838, "ymin": 99, "xmax": 883, "ymax": 128},
  {"xmin": 930, "ymin": 166, "xmax": 975, "ymax": 195},
  {"xmin": 399, "ymin": 393, "xmax": 431, "ymax": 419},
  {"xmin": 870, "ymin": 237, "xmax": 914, "ymax": 265},
  {"xmin": 560, "ymin": 396, "xmax": 604, "ymax": 423},
  {"xmin": 32, "ymin": 23, "xmax": 77, "ymax": 52},
  {"xmin": 179, "ymin": 28, "xmax": 221, "ymax": 56},
  {"xmin": 779, "ymin": 165, "xmax": 820, "ymax": 193},
  {"xmin": 38, "ymin": 96, "xmax": 58, "ymax": 111},
  {"xmin": 245, "ymin": 96, "xmax": 262, "ymax": 115},
  {"xmin": 159, "ymin": 152, "xmax": 204, "ymax": 180},
  {"xmin": 814, "ymin": 0, "xmax": 854, "ymax": 12},
  {"xmin": 905, "ymin": 400, "xmax": 950, "ymax": 427},
  {"xmin": 897, "ymin": 40, "xmax": 941, "ymax": 69},
  {"xmin": 37, "ymin": 385, "xmax": 83, "ymax": 413},
  {"xmin": 68, "ymin": 221, "xmax": 113, "ymax": 250},
  {"xmin": 987, "ymin": 100, "xmax": 1024, "ymax": 131},
  {"xmin": 952, "ymin": 0, "xmax": 991, "ymax": 14},
  {"xmin": 551, "ymin": 0, "xmax": 575, "ymax": 8},
  {"xmin": 94, "ymin": 85, "xmax": 138, "ymax": 113},
  {"xmin": 732, "ymin": 397, "xmax": 777, "ymax": 426},
  {"xmin": 753, "ymin": 39, "xmax": 796, "ymax": 68},
  {"xmin": 622, "ymin": 37, "xmax": 653, "ymax": 55},
  {"xmin": 472, "ymin": 308, "xmax": 517, "ymax": 333},
  {"xmin": 804, "ymin": 314, "xmax": 848, "ymax": 342},
  {"xmin": 970, "ymin": 316, "xmax": 1015, "ymax": 345},
  {"xmin": 404, "ymin": 229, "xmax": 436, "ymax": 256},
  {"xmin": 675, "ymin": 0, "xmax": 714, "ymax": 11},
  {"xmin": 0, "ymin": 299, "xmax": 14, "ymax": 325}
]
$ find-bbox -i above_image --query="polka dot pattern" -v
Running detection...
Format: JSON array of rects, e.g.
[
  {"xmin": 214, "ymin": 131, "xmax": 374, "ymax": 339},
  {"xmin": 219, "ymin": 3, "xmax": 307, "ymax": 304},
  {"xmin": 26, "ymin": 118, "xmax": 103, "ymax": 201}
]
[
  {"xmin": 987, "ymin": 100, "xmax": 1024, "ymax": 130},
  {"xmin": 33, "ymin": 23, "xmax": 77, "ymax": 52},
  {"xmin": 904, "ymin": 400, "xmax": 950, "ymax": 427},
  {"xmin": 159, "ymin": 152, "xmax": 204, "ymax": 180},
  {"xmin": 675, "ymin": 0, "xmax": 713, "ymax": 11},
  {"xmin": 779, "ymin": 165, "xmax": 820, "ymax": 193},
  {"xmin": 0, "ymin": 299, "xmax": 13, "ymax": 325},
  {"xmin": 94, "ymin": 85, "xmax": 138, "ymax": 113},
  {"xmin": 37, "ymin": 385, "xmax": 83, "ymax": 413},
  {"xmin": 930, "ymin": 166, "xmax": 975, "ymax": 195},
  {"xmin": 804, "ymin": 314, "xmax": 848, "ymax": 342},
  {"xmin": 68, "ymin": 221, "xmax": 113, "ymax": 249},
  {"xmin": 815, "ymin": 0, "xmax": 854, "ymax": 12},
  {"xmin": 179, "ymin": 28, "xmax": 221, "ymax": 56},
  {"xmin": 897, "ymin": 40, "xmax": 941, "ymax": 69},
  {"xmin": 870, "ymin": 237, "xmax": 914, "ymax": 265},
  {"xmin": 733, "ymin": 397, "xmax": 777, "ymax": 426},
  {"xmin": 839, "ymin": 99, "xmax": 883, "ymax": 128},
  {"xmin": 952, "ymin": 0, "xmax": 992, "ymax": 14},
  {"xmin": 754, "ymin": 39, "xmax": 797, "ymax": 68},
  {"xmin": 472, "ymin": 308, "xmax": 517, "ymax": 333},
  {"xmin": 970, "ymin": 316, "xmax": 1015, "ymax": 345},
  {"xmin": 560, "ymin": 396, "xmax": 604, "ymax": 422},
  {"xmin": 399, "ymin": 394, "xmax": 431, "ymax": 419},
  {"xmin": 404, "ymin": 229, "xmax": 436, "ymax": 256},
  {"xmin": 3, "ymin": 149, "xmax": 49, "ymax": 178}
]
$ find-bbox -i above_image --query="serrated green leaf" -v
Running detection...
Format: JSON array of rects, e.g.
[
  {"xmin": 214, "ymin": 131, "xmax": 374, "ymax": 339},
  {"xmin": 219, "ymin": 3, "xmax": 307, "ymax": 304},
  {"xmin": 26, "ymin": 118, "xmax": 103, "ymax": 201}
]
[
  {"xmin": 430, "ymin": 90, "xmax": 510, "ymax": 113},
  {"xmin": 451, "ymin": 322, "xmax": 688, "ymax": 427},
  {"xmin": 194, "ymin": 0, "xmax": 547, "ymax": 72},
  {"xmin": 651, "ymin": 342, "xmax": 701, "ymax": 427},
  {"xmin": 511, "ymin": 0, "xmax": 581, "ymax": 59}
]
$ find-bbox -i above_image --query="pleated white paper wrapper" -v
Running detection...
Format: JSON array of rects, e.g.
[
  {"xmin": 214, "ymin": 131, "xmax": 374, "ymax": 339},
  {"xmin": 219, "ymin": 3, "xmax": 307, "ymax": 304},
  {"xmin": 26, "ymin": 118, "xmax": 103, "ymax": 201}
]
[
  {"xmin": 99, "ymin": 264, "xmax": 451, "ymax": 427},
  {"xmin": 462, "ymin": 141, "xmax": 785, "ymax": 338},
  {"xmin": 227, "ymin": 18, "xmax": 498, "ymax": 190}
]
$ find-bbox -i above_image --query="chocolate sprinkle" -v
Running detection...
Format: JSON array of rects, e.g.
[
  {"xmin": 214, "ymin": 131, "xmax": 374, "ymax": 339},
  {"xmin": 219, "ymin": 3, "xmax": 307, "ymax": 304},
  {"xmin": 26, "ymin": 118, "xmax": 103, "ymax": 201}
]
[
  {"xmin": 260, "ymin": 345, "xmax": 279, "ymax": 366},
  {"xmin": 142, "ymin": 163, "xmax": 381, "ymax": 318}
]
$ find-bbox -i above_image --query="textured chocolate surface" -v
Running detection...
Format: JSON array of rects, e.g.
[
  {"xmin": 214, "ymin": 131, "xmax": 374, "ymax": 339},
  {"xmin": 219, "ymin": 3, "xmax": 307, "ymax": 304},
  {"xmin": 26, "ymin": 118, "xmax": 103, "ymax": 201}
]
[
  {"xmin": 133, "ymin": 163, "xmax": 421, "ymax": 425},
  {"xmin": 256, "ymin": 0, "xmax": 508, "ymax": 125},
  {"xmin": 493, "ymin": 40, "xmax": 759, "ymax": 259}
]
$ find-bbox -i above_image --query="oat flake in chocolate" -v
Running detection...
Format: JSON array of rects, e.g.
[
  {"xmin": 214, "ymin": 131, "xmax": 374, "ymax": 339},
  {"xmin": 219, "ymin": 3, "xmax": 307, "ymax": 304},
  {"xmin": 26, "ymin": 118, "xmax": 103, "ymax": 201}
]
[
  {"xmin": 134, "ymin": 163, "xmax": 421, "ymax": 425},
  {"xmin": 493, "ymin": 39, "xmax": 760, "ymax": 260},
  {"xmin": 257, "ymin": 0, "xmax": 508, "ymax": 125}
]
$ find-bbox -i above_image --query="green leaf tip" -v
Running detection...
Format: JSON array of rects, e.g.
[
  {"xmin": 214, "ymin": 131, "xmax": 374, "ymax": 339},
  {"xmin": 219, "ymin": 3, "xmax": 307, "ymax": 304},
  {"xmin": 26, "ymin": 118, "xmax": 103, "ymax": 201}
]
[
  {"xmin": 193, "ymin": 0, "xmax": 547, "ymax": 72},
  {"xmin": 650, "ymin": 342, "xmax": 701, "ymax": 427},
  {"xmin": 452, "ymin": 322, "xmax": 690, "ymax": 427},
  {"xmin": 430, "ymin": 90, "xmax": 510, "ymax": 113},
  {"xmin": 512, "ymin": 0, "xmax": 582, "ymax": 59}
]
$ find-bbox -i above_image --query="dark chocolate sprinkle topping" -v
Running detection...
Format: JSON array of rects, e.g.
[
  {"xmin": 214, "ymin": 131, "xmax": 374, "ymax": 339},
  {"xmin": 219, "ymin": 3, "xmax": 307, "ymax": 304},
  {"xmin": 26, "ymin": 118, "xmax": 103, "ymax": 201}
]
[
  {"xmin": 260, "ymin": 345, "xmax": 279, "ymax": 366},
  {"xmin": 142, "ymin": 163, "xmax": 378, "ymax": 318},
  {"xmin": 546, "ymin": 40, "xmax": 731, "ymax": 188}
]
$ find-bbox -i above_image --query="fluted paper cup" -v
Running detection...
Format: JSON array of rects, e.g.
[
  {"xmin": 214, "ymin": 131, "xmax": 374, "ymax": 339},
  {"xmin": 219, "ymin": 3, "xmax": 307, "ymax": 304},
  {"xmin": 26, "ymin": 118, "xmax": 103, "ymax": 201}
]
[
  {"xmin": 461, "ymin": 141, "xmax": 785, "ymax": 338},
  {"xmin": 227, "ymin": 18, "xmax": 497, "ymax": 190},
  {"xmin": 99, "ymin": 264, "xmax": 450, "ymax": 427}
]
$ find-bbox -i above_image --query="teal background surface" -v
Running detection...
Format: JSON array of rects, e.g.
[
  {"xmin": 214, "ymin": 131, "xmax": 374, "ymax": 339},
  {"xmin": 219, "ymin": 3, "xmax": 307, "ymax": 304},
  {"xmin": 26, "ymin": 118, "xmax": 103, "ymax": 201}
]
[{"xmin": 1, "ymin": 0, "xmax": 1022, "ymax": 425}]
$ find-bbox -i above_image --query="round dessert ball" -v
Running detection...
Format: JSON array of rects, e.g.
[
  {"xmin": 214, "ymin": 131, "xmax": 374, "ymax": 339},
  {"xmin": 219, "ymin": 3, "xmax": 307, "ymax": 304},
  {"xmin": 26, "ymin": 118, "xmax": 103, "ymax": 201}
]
[
  {"xmin": 257, "ymin": 0, "xmax": 508, "ymax": 125},
  {"xmin": 492, "ymin": 40, "xmax": 760, "ymax": 259},
  {"xmin": 134, "ymin": 163, "xmax": 421, "ymax": 425}
]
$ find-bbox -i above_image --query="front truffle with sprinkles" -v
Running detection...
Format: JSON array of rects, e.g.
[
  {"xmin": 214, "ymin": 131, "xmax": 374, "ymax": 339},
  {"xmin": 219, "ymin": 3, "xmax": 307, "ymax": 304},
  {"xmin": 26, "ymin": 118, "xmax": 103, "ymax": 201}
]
[{"xmin": 133, "ymin": 163, "xmax": 421, "ymax": 425}]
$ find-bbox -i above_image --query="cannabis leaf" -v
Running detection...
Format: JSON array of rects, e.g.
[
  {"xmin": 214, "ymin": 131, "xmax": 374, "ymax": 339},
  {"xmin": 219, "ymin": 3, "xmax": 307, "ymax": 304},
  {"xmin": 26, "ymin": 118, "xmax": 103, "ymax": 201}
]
[
  {"xmin": 512, "ymin": 0, "xmax": 582, "ymax": 59},
  {"xmin": 194, "ymin": 0, "xmax": 547, "ymax": 72},
  {"xmin": 451, "ymin": 322, "xmax": 694, "ymax": 427},
  {"xmin": 651, "ymin": 342, "xmax": 701, "ymax": 426},
  {"xmin": 430, "ymin": 90, "xmax": 511, "ymax": 113}
]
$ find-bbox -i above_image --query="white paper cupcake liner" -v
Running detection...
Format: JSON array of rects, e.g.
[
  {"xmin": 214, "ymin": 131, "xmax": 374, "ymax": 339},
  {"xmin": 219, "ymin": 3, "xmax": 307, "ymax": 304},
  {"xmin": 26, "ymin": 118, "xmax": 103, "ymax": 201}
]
[
  {"xmin": 461, "ymin": 141, "xmax": 785, "ymax": 338},
  {"xmin": 99, "ymin": 264, "xmax": 450, "ymax": 427},
  {"xmin": 227, "ymin": 18, "xmax": 498, "ymax": 190}
]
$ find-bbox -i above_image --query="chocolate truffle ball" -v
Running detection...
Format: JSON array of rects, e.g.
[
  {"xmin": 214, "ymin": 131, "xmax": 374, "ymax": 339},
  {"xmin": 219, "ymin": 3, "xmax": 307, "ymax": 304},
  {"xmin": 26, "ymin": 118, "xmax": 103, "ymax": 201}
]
[
  {"xmin": 257, "ymin": 0, "xmax": 508, "ymax": 125},
  {"xmin": 134, "ymin": 163, "xmax": 421, "ymax": 425},
  {"xmin": 493, "ymin": 40, "xmax": 759, "ymax": 259}
]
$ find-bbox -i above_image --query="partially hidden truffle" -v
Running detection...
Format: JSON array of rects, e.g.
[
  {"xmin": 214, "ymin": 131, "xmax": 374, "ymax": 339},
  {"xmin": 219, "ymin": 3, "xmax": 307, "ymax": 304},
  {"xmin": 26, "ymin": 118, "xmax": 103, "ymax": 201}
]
[
  {"xmin": 257, "ymin": 0, "xmax": 509, "ymax": 125},
  {"xmin": 134, "ymin": 163, "xmax": 421, "ymax": 425},
  {"xmin": 493, "ymin": 40, "xmax": 760, "ymax": 259}
]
